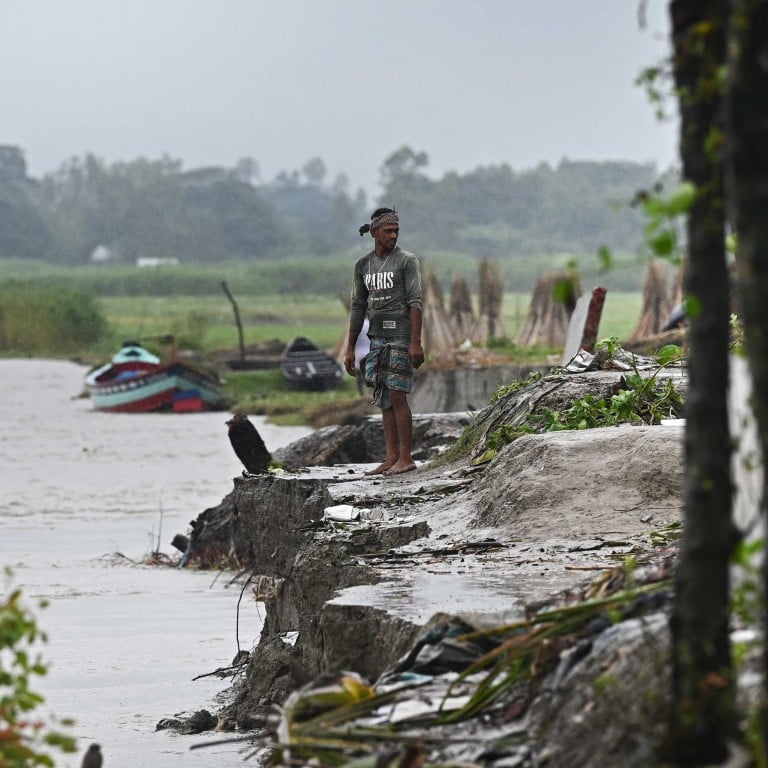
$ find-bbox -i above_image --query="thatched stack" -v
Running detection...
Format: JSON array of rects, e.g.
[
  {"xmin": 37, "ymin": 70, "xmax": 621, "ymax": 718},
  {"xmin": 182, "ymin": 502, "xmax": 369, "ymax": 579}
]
[
  {"xmin": 467, "ymin": 258, "xmax": 506, "ymax": 343},
  {"xmin": 449, "ymin": 277, "xmax": 476, "ymax": 342},
  {"xmin": 516, "ymin": 270, "xmax": 580, "ymax": 348},
  {"xmin": 629, "ymin": 259, "xmax": 672, "ymax": 341},
  {"xmin": 422, "ymin": 268, "xmax": 458, "ymax": 355}
]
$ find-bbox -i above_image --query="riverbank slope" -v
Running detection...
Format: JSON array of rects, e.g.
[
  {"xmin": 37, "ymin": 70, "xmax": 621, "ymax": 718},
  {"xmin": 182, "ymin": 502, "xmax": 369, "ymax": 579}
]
[{"xmin": 174, "ymin": 364, "xmax": 723, "ymax": 766}]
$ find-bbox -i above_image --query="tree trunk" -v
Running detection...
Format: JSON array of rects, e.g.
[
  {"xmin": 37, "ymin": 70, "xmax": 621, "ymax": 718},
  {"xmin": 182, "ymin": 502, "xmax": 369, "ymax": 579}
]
[
  {"xmin": 725, "ymin": 0, "xmax": 768, "ymax": 749},
  {"xmin": 666, "ymin": 0, "xmax": 734, "ymax": 762}
]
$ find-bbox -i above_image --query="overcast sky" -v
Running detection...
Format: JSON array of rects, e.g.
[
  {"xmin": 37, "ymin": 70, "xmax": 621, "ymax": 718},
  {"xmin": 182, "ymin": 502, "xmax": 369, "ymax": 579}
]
[{"xmin": 2, "ymin": 1, "xmax": 676, "ymax": 196}]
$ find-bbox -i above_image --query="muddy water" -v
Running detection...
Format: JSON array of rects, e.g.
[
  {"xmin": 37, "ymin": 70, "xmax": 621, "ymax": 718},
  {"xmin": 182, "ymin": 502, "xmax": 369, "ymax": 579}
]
[{"xmin": 0, "ymin": 359, "xmax": 311, "ymax": 767}]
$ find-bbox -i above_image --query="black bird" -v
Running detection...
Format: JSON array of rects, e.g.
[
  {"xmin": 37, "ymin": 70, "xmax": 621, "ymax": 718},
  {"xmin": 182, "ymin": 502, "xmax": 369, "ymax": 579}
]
[
  {"xmin": 81, "ymin": 743, "xmax": 103, "ymax": 768},
  {"xmin": 226, "ymin": 413, "xmax": 272, "ymax": 474}
]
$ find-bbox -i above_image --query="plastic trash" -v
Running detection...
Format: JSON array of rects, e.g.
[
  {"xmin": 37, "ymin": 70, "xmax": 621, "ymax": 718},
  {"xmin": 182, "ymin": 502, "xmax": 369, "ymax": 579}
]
[{"xmin": 324, "ymin": 504, "xmax": 361, "ymax": 522}]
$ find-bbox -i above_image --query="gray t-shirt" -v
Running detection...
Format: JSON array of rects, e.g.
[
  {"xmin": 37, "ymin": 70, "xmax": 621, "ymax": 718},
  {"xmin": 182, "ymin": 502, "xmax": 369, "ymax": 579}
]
[{"xmin": 349, "ymin": 246, "xmax": 423, "ymax": 342}]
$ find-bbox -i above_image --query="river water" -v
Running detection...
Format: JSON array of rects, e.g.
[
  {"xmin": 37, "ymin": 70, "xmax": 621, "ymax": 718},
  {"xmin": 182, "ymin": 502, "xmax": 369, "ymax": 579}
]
[{"xmin": 0, "ymin": 359, "xmax": 312, "ymax": 767}]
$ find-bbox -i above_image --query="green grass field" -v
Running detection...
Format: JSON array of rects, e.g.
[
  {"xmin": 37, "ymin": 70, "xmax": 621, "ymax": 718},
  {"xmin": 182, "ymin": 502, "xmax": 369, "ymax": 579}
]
[
  {"xmin": 97, "ymin": 290, "xmax": 642, "ymax": 357},
  {"xmin": 98, "ymin": 293, "xmax": 349, "ymax": 353}
]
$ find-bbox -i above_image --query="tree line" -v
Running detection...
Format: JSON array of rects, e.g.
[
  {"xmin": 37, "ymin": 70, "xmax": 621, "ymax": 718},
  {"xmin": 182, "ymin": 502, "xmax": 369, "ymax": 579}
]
[{"xmin": 0, "ymin": 143, "xmax": 670, "ymax": 266}]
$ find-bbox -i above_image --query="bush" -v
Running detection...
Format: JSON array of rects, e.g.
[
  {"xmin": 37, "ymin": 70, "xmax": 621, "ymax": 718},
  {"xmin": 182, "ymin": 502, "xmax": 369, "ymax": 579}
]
[{"xmin": 0, "ymin": 282, "xmax": 108, "ymax": 353}]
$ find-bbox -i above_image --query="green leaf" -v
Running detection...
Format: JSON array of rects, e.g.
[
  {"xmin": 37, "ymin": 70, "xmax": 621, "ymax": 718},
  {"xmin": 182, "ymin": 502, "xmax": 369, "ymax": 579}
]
[
  {"xmin": 552, "ymin": 278, "xmax": 575, "ymax": 304},
  {"xmin": 642, "ymin": 195, "xmax": 666, "ymax": 218},
  {"xmin": 596, "ymin": 245, "xmax": 613, "ymax": 273},
  {"xmin": 656, "ymin": 345, "xmax": 682, "ymax": 366},
  {"xmin": 685, "ymin": 295, "xmax": 702, "ymax": 319},
  {"xmin": 649, "ymin": 228, "xmax": 677, "ymax": 256},
  {"xmin": 664, "ymin": 182, "xmax": 696, "ymax": 215}
]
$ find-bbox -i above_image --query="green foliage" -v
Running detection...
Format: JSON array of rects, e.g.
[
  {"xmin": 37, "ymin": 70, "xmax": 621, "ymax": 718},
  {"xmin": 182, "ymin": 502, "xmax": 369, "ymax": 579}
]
[
  {"xmin": 685, "ymin": 294, "xmax": 702, "ymax": 320},
  {"xmin": 482, "ymin": 370, "xmax": 684, "ymax": 461},
  {"xmin": 379, "ymin": 150, "xmax": 662, "ymax": 258},
  {"xmin": 535, "ymin": 374, "xmax": 681, "ymax": 431},
  {"xmin": 2, "ymin": 144, "xmax": 670, "ymax": 277},
  {"xmin": 639, "ymin": 181, "xmax": 695, "ymax": 265},
  {"xmin": 0, "ymin": 281, "xmax": 108, "ymax": 353},
  {"xmin": 596, "ymin": 335, "xmax": 623, "ymax": 357},
  {"xmin": 1, "ymin": 572, "xmax": 77, "ymax": 766},
  {"xmin": 490, "ymin": 371, "xmax": 543, "ymax": 403},
  {"xmin": 597, "ymin": 245, "xmax": 614, "ymax": 273},
  {"xmin": 730, "ymin": 538, "xmax": 764, "ymax": 626},
  {"xmin": 656, "ymin": 344, "xmax": 683, "ymax": 366},
  {"xmin": 636, "ymin": 62, "xmax": 675, "ymax": 121}
]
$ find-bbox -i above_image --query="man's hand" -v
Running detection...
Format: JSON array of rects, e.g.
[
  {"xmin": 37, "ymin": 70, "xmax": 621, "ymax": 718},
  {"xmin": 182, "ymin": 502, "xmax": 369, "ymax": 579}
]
[
  {"xmin": 409, "ymin": 342, "xmax": 425, "ymax": 369},
  {"xmin": 343, "ymin": 349, "xmax": 357, "ymax": 377}
]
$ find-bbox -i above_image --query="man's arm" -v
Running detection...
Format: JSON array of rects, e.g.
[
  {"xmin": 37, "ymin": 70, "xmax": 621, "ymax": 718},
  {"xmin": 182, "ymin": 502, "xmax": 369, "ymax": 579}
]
[
  {"xmin": 345, "ymin": 260, "xmax": 368, "ymax": 376},
  {"xmin": 409, "ymin": 307, "xmax": 424, "ymax": 369},
  {"xmin": 344, "ymin": 328, "xmax": 361, "ymax": 377},
  {"xmin": 402, "ymin": 254, "xmax": 424, "ymax": 369}
]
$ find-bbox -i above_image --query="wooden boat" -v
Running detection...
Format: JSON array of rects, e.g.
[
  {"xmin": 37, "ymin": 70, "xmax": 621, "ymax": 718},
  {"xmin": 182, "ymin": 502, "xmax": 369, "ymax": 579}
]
[
  {"xmin": 85, "ymin": 340, "xmax": 224, "ymax": 413},
  {"xmin": 280, "ymin": 336, "xmax": 343, "ymax": 391}
]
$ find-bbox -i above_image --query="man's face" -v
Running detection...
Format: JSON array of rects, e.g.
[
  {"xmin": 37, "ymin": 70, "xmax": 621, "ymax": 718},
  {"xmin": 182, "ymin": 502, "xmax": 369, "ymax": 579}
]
[{"xmin": 372, "ymin": 224, "xmax": 399, "ymax": 252}]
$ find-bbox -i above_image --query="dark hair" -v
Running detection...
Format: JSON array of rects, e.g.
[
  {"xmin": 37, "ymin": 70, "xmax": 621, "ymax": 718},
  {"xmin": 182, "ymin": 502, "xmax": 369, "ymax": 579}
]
[{"xmin": 358, "ymin": 207, "xmax": 396, "ymax": 236}]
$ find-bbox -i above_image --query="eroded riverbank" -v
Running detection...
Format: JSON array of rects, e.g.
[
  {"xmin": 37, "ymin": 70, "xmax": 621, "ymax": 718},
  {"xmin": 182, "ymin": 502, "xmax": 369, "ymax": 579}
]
[{"xmin": 177, "ymin": 368, "xmax": 695, "ymax": 766}]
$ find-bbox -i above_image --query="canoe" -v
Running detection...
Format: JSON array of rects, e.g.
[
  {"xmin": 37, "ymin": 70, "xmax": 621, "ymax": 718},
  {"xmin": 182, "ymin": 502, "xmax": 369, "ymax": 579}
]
[
  {"xmin": 85, "ymin": 341, "xmax": 224, "ymax": 413},
  {"xmin": 280, "ymin": 336, "xmax": 343, "ymax": 391}
]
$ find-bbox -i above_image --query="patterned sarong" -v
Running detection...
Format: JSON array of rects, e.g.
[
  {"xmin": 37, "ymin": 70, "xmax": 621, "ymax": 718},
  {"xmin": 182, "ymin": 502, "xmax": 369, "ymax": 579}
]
[{"xmin": 364, "ymin": 338, "xmax": 413, "ymax": 409}]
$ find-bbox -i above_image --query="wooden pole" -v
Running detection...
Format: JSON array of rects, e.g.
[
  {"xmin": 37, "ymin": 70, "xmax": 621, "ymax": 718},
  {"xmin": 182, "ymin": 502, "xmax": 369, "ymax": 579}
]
[{"xmin": 221, "ymin": 281, "xmax": 246, "ymax": 361}]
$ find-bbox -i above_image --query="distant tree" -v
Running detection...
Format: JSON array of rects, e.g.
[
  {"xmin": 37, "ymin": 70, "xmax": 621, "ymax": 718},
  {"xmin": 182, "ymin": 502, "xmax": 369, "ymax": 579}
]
[
  {"xmin": 182, "ymin": 175, "xmax": 288, "ymax": 260},
  {"xmin": 302, "ymin": 157, "xmax": 327, "ymax": 187},
  {"xmin": 378, "ymin": 146, "xmax": 435, "ymax": 239},
  {"xmin": 379, "ymin": 145, "xmax": 429, "ymax": 188},
  {"xmin": 6, "ymin": 146, "xmax": 671, "ymax": 268},
  {"xmin": 0, "ymin": 146, "xmax": 51, "ymax": 260},
  {"xmin": 234, "ymin": 157, "xmax": 260, "ymax": 184},
  {"xmin": 261, "ymin": 165, "xmax": 366, "ymax": 254},
  {"xmin": 39, "ymin": 156, "xmax": 289, "ymax": 263}
]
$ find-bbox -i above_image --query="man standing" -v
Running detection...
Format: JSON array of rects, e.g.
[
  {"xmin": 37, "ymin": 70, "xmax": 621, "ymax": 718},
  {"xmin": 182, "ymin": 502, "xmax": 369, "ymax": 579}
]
[{"xmin": 344, "ymin": 208, "xmax": 424, "ymax": 475}]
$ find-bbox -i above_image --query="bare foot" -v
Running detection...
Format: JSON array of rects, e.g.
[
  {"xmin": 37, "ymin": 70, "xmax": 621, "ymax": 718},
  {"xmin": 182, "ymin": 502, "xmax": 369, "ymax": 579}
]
[
  {"xmin": 383, "ymin": 461, "xmax": 417, "ymax": 476},
  {"xmin": 364, "ymin": 461, "xmax": 395, "ymax": 476}
]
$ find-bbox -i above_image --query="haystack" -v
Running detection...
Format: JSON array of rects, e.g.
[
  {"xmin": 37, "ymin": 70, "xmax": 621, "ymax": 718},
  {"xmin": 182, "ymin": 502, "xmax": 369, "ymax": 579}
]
[
  {"xmin": 516, "ymin": 270, "xmax": 580, "ymax": 348},
  {"xmin": 422, "ymin": 269, "xmax": 458, "ymax": 355},
  {"xmin": 629, "ymin": 259, "xmax": 672, "ymax": 341},
  {"xmin": 467, "ymin": 258, "xmax": 506, "ymax": 343},
  {"xmin": 449, "ymin": 276, "xmax": 476, "ymax": 341}
]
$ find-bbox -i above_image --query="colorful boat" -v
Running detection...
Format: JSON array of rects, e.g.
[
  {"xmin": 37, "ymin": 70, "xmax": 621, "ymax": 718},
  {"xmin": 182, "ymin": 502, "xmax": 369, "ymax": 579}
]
[
  {"xmin": 280, "ymin": 336, "xmax": 343, "ymax": 391},
  {"xmin": 85, "ymin": 340, "xmax": 224, "ymax": 413}
]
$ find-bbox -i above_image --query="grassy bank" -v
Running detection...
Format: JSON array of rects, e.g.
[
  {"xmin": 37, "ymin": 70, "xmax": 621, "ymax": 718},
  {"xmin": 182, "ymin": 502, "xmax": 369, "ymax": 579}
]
[
  {"xmin": 97, "ymin": 290, "xmax": 642, "ymax": 356},
  {"xmin": 223, "ymin": 368, "xmax": 365, "ymax": 426}
]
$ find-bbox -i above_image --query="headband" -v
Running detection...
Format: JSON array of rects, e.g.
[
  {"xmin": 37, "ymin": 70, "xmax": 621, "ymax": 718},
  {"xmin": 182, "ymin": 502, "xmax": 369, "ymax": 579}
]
[{"xmin": 359, "ymin": 209, "xmax": 400, "ymax": 236}]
